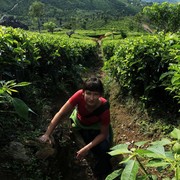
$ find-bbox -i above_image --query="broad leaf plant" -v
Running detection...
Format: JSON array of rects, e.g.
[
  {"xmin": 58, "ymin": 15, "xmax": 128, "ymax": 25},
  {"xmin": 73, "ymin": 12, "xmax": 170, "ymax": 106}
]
[
  {"xmin": 0, "ymin": 80, "xmax": 33, "ymax": 120},
  {"xmin": 106, "ymin": 128, "xmax": 180, "ymax": 180}
]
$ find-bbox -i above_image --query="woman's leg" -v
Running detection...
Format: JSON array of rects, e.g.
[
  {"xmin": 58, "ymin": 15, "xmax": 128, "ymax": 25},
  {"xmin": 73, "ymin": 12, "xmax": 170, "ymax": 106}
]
[{"xmin": 79, "ymin": 129, "xmax": 112, "ymax": 178}]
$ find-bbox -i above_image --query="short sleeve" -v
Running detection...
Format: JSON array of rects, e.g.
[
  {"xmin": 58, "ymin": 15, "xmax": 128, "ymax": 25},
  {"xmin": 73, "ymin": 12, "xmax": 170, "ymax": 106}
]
[{"xmin": 68, "ymin": 89, "xmax": 83, "ymax": 106}]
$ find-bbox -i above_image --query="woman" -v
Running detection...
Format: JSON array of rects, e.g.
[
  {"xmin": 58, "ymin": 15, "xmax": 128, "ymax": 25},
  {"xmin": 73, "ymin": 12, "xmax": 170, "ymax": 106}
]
[{"xmin": 39, "ymin": 77, "xmax": 112, "ymax": 179}]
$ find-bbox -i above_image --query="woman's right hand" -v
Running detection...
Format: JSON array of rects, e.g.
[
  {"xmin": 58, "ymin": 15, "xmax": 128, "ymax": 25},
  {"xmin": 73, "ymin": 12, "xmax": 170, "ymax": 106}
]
[{"xmin": 38, "ymin": 134, "xmax": 52, "ymax": 144}]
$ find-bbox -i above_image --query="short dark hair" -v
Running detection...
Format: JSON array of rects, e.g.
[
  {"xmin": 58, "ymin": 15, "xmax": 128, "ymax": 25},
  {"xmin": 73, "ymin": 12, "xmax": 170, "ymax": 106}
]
[{"xmin": 83, "ymin": 77, "xmax": 104, "ymax": 94}]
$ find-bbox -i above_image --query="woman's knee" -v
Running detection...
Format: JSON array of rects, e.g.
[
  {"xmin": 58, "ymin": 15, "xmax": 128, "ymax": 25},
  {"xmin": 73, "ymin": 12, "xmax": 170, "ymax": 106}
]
[{"xmin": 93, "ymin": 140, "xmax": 110, "ymax": 155}]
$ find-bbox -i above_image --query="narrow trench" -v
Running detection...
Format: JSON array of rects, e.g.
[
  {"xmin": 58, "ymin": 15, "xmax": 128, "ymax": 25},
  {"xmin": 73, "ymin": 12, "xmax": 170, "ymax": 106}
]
[
  {"xmin": 48, "ymin": 38, "xmax": 107, "ymax": 180},
  {"xmin": 59, "ymin": 38, "xmax": 112, "ymax": 180}
]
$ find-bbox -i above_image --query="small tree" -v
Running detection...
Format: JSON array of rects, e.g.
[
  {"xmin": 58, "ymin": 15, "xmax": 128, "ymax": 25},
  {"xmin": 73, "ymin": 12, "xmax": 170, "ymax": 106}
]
[
  {"xmin": 106, "ymin": 128, "xmax": 180, "ymax": 180},
  {"xmin": 142, "ymin": 2, "xmax": 180, "ymax": 33},
  {"xmin": 29, "ymin": 1, "xmax": 45, "ymax": 32},
  {"xmin": 66, "ymin": 30, "xmax": 75, "ymax": 38},
  {"xmin": 43, "ymin": 21, "xmax": 56, "ymax": 33}
]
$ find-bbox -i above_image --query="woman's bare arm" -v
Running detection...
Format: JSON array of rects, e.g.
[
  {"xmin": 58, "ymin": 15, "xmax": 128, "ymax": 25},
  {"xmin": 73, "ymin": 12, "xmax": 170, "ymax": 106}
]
[
  {"xmin": 76, "ymin": 124, "xmax": 109, "ymax": 159},
  {"xmin": 39, "ymin": 100, "xmax": 74, "ymax": 143}
]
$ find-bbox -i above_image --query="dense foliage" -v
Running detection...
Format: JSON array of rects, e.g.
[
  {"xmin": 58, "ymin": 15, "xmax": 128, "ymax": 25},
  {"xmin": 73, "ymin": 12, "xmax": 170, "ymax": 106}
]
[
  {"xmin": 0, "ymin": 0, "xmax": 147, "ymax": 30},
  {"xmin": 0, "ymin": 26, "xmax": 99, "ymax": 142},
  {"xmin": 142, "ymin": 2, "xmax": 180, "ymax": 33},
  {"xmin": 0, "ymin": 26, "xmax": 99, "ymax": 179},
  {"xmin": 142, "ymin": 0, "xmax": 179, "ymax": 2},
  {"xmin": 0, "ymin": 80, "xmax": 32, "ymax": 120},
  {"xmin": 0, "ymin": 0, "xmax": 143, "ymax": 17},
  {"xmin": 0, "ymin": 26, "xmax": 98, "ymax": 90},
  {"xmin": 107, "ymin": 128, "xmax": 180, "ymax": 180},
  {"xmin": 103, "ymin": 32, "xmax": 180, "ymax": 118}
]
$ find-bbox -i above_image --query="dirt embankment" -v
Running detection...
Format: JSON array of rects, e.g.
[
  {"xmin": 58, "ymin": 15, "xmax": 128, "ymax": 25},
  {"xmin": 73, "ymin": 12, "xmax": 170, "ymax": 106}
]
[{"xmin": 108, "ymin": 82, "xmax": 149, "ymax": 145}]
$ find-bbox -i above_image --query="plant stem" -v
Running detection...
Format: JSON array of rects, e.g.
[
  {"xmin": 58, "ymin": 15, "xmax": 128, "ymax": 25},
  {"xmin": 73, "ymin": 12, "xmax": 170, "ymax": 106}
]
[{"xmin": 136, "ymin": 156, "xmax": 153, "ymax": 180}]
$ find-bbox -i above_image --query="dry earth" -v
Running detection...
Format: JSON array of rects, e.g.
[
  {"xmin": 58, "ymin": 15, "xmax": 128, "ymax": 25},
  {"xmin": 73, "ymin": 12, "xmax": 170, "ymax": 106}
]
[{"xmin": 109, "ymin": 83, "xmax": 144, "ymax": 145}]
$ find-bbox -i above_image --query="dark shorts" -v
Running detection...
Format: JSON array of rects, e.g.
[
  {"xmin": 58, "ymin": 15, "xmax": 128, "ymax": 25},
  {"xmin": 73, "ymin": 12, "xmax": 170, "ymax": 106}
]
[{"xmin": 78, "ymin": 129, "xmax": 112, "ymax": 177}]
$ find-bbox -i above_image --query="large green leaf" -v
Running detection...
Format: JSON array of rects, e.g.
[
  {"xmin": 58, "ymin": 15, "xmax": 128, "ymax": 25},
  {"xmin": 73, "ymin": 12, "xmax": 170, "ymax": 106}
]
[
  {"xmin": 109, "ymin": 144, "xmax": 131, "ymax": 156},
  {"xmin": 146, "ymin": 159, "xmax": 170, "ymax": 168},
  {"xmin": 170, "ymin": 128, "xmax": 180, "ymax": 140},
  {"xmin": 12, "ymin": 97, "xmax": 29, "ymax": 120},
  {"xmin": 0, "ymin": 89, "xmax": 4, "ymax": 94},
  {"xmin": 175, "ymin": 166, "xmax": 180, "ymax": 180},
  {"xmin": 171, "ymin": 76, "xmax": 180, "ymax": 85},
  {"xmin": 165, "ymin": 151, "xmax": 175, "ymax": 160},
  {"xmin": 120, "ymin": 155, "xmax": 135, "ymax": 164},
  {"xmin": 146, "ymin": 145, "xmax": 166, "ymax": 158},
  {"xmin": 13, "ymin": 82, "xmax": 31, "ymax": 87},
  {"xmin": 105, "ymin": 169, "xmax": 123, "ymax": 180},
  {"xmin": 134, "ymin": 141, "xmax": 149, "ymax": 147},
  {"xmin": 134, "ymin": 149, "xmax": 154, "ymax": 156},
  {"xmin": 110, "ymin": 144, "xmax": 129, "ymax": 151},
  {"xmin": 121, "ymin": 160, "xmax": 139, "ymax": 180},
  {"xmin": 150, "ymin": 138, "xmax": 171, "ymax": 146}
]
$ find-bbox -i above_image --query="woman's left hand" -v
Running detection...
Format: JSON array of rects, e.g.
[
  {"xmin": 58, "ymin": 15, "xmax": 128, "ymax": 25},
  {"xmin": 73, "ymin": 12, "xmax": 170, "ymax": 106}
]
[{"xmin": 76, "ymin": 146, "xmax": 89, "ymax": 160}]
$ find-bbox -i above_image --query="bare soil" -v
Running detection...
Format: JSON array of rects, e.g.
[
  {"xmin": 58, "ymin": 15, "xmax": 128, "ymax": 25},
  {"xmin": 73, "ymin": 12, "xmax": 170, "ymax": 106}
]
[{"xmin": 109, "ymin": 83, "xmax": 144, "ymax": 145}]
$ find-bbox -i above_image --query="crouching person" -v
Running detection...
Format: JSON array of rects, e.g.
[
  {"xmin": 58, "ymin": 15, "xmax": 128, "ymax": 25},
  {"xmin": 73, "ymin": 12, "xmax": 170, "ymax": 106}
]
[{"xmin": 39, "ymin": 77, "xmax": 113, "ymax": 179}]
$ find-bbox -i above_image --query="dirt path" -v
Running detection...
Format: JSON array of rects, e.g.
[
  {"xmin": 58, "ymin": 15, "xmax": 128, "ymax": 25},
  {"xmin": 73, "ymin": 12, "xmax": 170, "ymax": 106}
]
[
  {"xmin": 57, "ymin": 39, "xmax": 152, "ymax": 179},
  {"xmin": 95, "ymin": 39, "xmax": 147, "ymax": 146},
  {"xmin": 107, "ymin": 81, "xmax": 150, "ymax": 146}
]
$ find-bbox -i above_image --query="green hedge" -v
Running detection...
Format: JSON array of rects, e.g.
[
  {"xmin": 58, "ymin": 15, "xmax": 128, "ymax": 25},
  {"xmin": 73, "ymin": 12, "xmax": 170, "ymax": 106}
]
[
  {"xmin": 103, "ymin": 32, "xmax": 180, "ymax": 113},
  {"xmin": 0, "ymin": 26, "xmax": 98, "ymax": 90}
]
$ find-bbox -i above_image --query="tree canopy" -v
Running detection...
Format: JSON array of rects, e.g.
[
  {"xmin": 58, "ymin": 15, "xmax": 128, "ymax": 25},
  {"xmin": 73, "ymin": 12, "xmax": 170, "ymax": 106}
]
[
  {"xmin": 29, "ymin": 1, "xmax": 45, "ymax": 32},
  {"xmin": 142, "ymin": 2, "xmax": 180, "ymax": 32}
]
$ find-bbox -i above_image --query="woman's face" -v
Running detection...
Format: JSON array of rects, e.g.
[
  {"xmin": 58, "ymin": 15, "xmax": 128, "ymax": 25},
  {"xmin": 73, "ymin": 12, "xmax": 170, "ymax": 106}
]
[{"xmin": 84, "ymin": 90, "xmax": 101, "ymax": 107}]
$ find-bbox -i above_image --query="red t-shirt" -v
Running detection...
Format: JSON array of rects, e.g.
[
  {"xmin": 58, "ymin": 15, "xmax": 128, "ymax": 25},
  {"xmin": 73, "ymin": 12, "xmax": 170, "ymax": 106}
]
[{"xmin": 68, "ymin": 90, "xmax": 110, "ymax": 126}]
